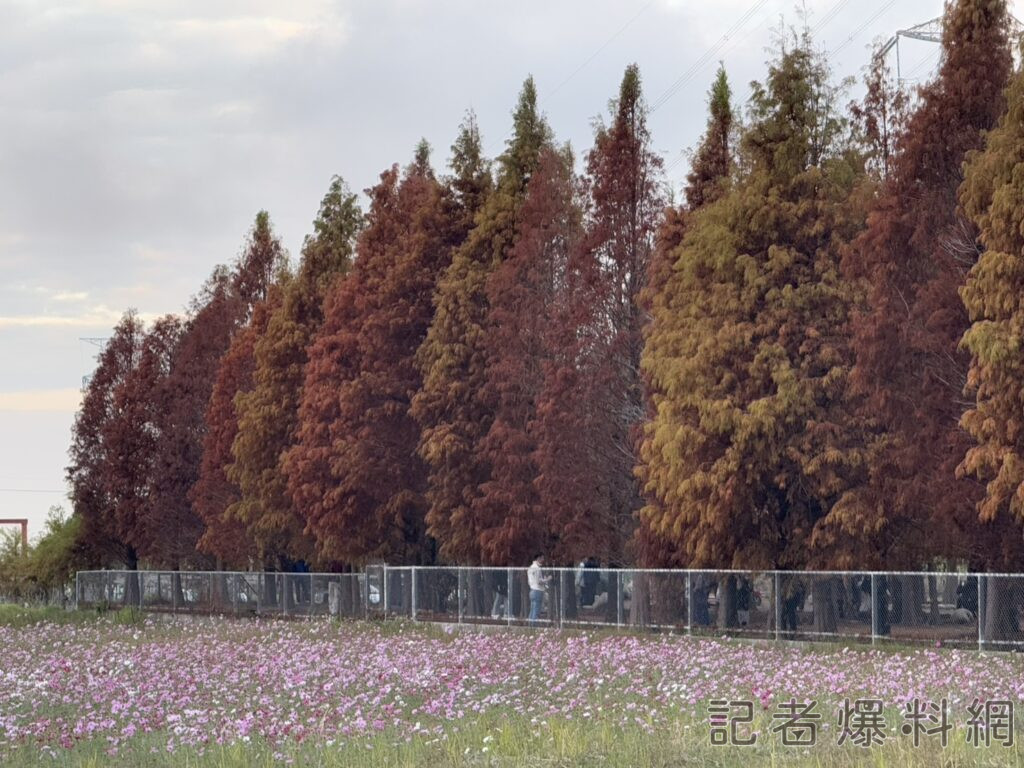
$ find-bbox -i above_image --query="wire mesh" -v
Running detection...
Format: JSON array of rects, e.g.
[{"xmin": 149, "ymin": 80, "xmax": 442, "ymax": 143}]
[{"xmin": 73, "ymin": 567, "xmax": 1019, "ymax": 651}]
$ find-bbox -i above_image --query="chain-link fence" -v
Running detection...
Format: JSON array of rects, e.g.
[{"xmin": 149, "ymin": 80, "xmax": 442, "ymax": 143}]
[
  {"xmin": 76, "ymin": 570, "xmax": 368, "ymax": 619},
  {"xmin": 76, "ymin": 568, "xmax": 1024, "ymax": 650}
]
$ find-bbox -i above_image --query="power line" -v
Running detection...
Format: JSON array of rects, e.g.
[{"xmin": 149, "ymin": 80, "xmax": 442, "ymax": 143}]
[
  {"xmin": 544, "ymin": 0, "xmax": 655, "ymax": 101},
  {"xmin": 811, "ymin": 0, "xmax": 855, "ymax": 35},
  {"xmin": 650, "ymin": 0, "xmax": 770, "ymax": 114},
  {"xmin": 903, "ymin": 45, "xmax": 941, "ymax": 80},
  {"xmin": 663, "ymin": 0, "xmax": 859, "ymax": 181},
  {"xmin": 831, "ymin": 0, "xmax": 898, "ymax": 56}
]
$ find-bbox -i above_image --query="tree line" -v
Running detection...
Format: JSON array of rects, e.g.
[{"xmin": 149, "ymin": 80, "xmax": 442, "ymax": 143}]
[{"xmin": 68, "ymin": 0, "xmax": 1024, "ymax": 583}]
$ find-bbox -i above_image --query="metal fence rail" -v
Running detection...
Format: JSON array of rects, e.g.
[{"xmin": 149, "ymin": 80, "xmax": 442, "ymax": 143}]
[{"xmin": 75, "ymin": 567, "xmax": 1024, "ymax": 651}]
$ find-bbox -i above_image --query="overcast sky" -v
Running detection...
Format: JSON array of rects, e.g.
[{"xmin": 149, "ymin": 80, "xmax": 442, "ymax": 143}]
[{"xmin": 1, "ymin": 0, "xmax": 1007, "ymax": 538}]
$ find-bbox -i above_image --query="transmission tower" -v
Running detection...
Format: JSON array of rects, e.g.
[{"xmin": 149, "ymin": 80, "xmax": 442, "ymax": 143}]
[
  {"xmin": 880, "ymin": 14, "xmax": 1024, "ymax": 82},
  {"xmin": 79, "ymin": 337, "xmax": 108, "ymax": 390}
]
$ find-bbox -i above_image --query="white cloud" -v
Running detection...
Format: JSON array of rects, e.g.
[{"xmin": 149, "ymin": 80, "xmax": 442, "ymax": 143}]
[
  {"xmin": 0, "ymin": 304, "xmax": 163, "ymax": 328},
  {"xmin": 50, "ymin": 290, "xmax": 88, "ymax": 302},
  {"xmin": 0, "ymin": 388, "xmax": 82, "ymax": 412}
]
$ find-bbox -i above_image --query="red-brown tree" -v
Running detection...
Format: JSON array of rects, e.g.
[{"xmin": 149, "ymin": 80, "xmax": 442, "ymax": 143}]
[
  {"xmin": 413, "ymin": 80, "xmax": 549, "ymax": 564},
  {"xmin": 533, "ymin": 65, "xmax": 664, "ymax": 567},
  {"xmin": 228, "ymin": 180, "xmax": 361, "ymax": 569},
  {"xmin": 828, "ymin": 0, "xmax": 1013, "ymax": 569},
  {"xmin": 474, "ymin": 145, "xmax": 581, "ymax": 565},
  {"xmin": 67, "ymin": 311, "xmax": 147, "ymax": 569},
  {"xmin": 288, "ymin": 145, "xmax": 458, "ymax": 565}
]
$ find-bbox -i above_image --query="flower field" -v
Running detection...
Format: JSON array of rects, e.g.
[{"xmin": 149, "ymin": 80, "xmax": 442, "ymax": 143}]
[{"xmin": 1, "ymin": 609, "xmax": 1023, "ymax": 767}]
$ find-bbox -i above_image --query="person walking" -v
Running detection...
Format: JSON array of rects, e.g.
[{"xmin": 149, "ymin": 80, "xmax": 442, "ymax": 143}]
[{"xmin": 528, "ymin": 554, "xmax": 550, "ymax": 627}]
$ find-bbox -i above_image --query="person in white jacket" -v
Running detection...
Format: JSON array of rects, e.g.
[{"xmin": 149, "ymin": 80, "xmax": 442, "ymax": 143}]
[{"xmin": 527, "ymin": 555, "xmax": 551, "ymax": 626}]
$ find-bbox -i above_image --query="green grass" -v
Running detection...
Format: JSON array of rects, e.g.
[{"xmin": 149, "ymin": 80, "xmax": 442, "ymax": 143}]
[
  {"xmin": 4, "ymin": 712, "xmax": 1023, "ymax": 767},
  {"xmin": 0, "ymin": 603, "xmax": 91, "ymax": 627}
]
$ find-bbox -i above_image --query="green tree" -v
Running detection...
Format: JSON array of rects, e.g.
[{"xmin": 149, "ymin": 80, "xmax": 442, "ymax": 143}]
[
  {"xmin": 958, "ymin": 64, "xmax": 1024, "ymax": 556},
  {"xmin": 636, "ymin": 67, "xmax": 734, "ymax": 567},
  {"xmin": 638, "ymin": 33, "xmax": 864, "ymax": 572}
]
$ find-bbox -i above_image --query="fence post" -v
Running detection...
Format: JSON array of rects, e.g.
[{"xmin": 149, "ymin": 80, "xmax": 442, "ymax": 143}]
[
  {"xmin": 138, "ymin": 572, "xmax": 144, "ymax": 610},
  {"xmin": 559, "ymin": 569, "xmax": 565, "ymax": 629},
  {"xmin": 870, "ymin": 574, "xmax": 878, "ymax": 646},
  {"xmin": 775, "ymin": 572, "xmax": 783, "ymax": 642},
  {"xmin": 457, "ymin": 568, "xmax": 464, "ymax": 624},
  {"xmin": 172, "ymin": 572, "xmax": 178, "ymax": 613},
  {"xmin": 283, "ymin": 574, "xmax": 289, "ymax": 619},
  {"xmin": 232, "ymin": 574, "xmax": 239, "ymax": 616},
  {"xmin": 411, "ymin": 567, "xmax": 418, "ymax": 622},
  {"xmin": 686, "ymin": 571, "xmax": 692, "ymax": 636},
  {"xmin": 616, "ymin": 571, "xmax": 623, "ymax": 627},
  {"xmin": 75, "ymin": 571, "xmax": 80, "ymax": 610},
  {"xmin": 383, "ymin": 566, "xmax": 389, "ymax": 620},
  {"xmin": 507, "ymin": 567, "xmax": 513, "ymax": 626},
  {"xmin": 978, "ymin": 574, "xmax": 984, "ymax": 651}
]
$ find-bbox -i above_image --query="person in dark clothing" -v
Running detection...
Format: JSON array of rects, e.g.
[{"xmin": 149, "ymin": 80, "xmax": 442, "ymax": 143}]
[
  {"xmin": 580, "ymin": 557, "xmax": 600, "ymax": 607},
  {"xmin": 957, "ymin": 577, "xmax": 978, "ymax": 616},
  {"xmin": 781, "ymin": 578, "xmax": 806, "ymax": 634}
]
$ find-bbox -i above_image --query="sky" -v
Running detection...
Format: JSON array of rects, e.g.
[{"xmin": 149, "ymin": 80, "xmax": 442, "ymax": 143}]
[{"xmin": 0, "ymin": 0, "xmax": 1009, "ymax": 539}]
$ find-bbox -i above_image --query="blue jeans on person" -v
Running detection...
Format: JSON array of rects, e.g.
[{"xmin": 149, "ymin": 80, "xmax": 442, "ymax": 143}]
[{"xmin": 529, "ymin": 588, "xmax": 544, "ymax": 625}]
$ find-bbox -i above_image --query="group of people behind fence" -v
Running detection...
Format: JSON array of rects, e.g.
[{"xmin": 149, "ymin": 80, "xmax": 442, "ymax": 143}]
[{"xmin": 486, "ymin": 558, "xmax": 1003, "ymax": 633}]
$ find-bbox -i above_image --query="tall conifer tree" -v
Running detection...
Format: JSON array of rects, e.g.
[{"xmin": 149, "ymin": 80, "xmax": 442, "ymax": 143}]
[
  {"xmin": 958, "ymin": 64, "xmax": 1024, "ymax": 561},
  {"xmin": 68, "ymin": 312, "xmax": 146, "ymax": 569},
  {"xmin": 533, "ymin": 65, "xmax": 664, "ymax": 566},
  {"xmin": 639, "ymin": 33, "xmax": 864, "ymax": 571},
  {"xmin": 228, "ymin": 179, "xmax": 361, "ymax": 568},
  {"xmin": 830, "ymin": 0, "xmax": 1012, "ymax": 569},
  {"xmin": 413, "ymin": 79, "xmax": 549, "ymax": 564},
  {"xmin": 636, "ymin": 66, "xmax": 733, "ymax": 567},
  {"xmin": 288, "ymin": 144, "xmax": 462, "ymax": 565},
  {"xmin": 475, "ymin": 145, "xmax": 581, "ymax": 564}
]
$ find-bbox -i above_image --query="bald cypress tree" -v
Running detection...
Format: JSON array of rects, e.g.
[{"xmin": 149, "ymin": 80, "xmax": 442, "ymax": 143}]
[
  {"xmin": 229, "ymin": 178, "xmax": 361, "ymax": 568},
  {"xmin": 191, "ymin": 212, "xmax": 287, "ymax": 567},
  {"xmin": 639, "ymin": 33, "xmax": 864, "ymax": 572},
  {"xmin": 529, "ymin": 65, "xmax": 664, "ymax": 568},
  {"xmin": 684, "ymin": 65, "xmax": 733, "ymax": 210},
  {"xmin": 473, "ymin": 145, "xmax": 581, "ymax": 565},
  {"xmin": 829, "ymin": 0, "xmax": 1012, "ymax": 570},
  {"xmin": 287, "ymin": 145, "xmax": 459, "ymax": 566},
  {"xmin": 194, "ymin": 287, "xmax": 282, "ymax": 567},
  {"xmin": 958, "ymin": 65, "xmax": 1024, "ymax": 556},
  {"xmin": 636, "ymin": 66, "xmax": 733, "ymax": 567},
  {"xmin": 68, "ymin": 312, "xmax": 146, "ymax": 569},
  {"xmin": 412, "ymin": 79, "xmax": 549, "ymax": 564}
]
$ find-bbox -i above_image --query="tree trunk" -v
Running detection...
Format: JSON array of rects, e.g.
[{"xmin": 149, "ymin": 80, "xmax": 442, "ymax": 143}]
[
  {"xmin": 561, "ymin": 570, "xmax": 578, "ymax": 620},
  {"xmin": 873, "ymin": 575, "xmax": 891, "ymax": 636},
  {"xmin": 811, "ymin": 578, "xmax": 838, "ymax": 634},
  {"xmin": 927, "ymin": 574, "xmax": 940, "ymax": 625},
  {"xmin": 630, "ymin": 572, "xmax": 651, "ymax": 628},
  {"xmin": 691, "ymin": 574, "xmax": 711, "ymax": 627},
  {"xmin": 605, "ymin": 570, "xmax": 620, "ymax": 624},
  {"xmin": 172, "ymin": 571, "xmax": 186, "ymax": 608},
  {"xmin": 262, "ymin": 572, "xmax": 277, "ymax": 606},
  {"xmin": 984, "ymin": 576, "xmax": 1019, "ymax": 644},
  {"xmin": 895, "ymin": 575, "xmax": 923, "ymax": 626},
  {"xmin": 402, "ymin": 571, "xmax": 413, "ymax": 616},
  {"xmin": 468, "ymin": 572, "xmax": 486, "ymax": 618},
  {"xmin": 717, "ymin": 575, "xmax": 738, "ymax": 629},
  {"xmin": 650, "ymin": 574, "xmax": 685, "ymax": 627}
]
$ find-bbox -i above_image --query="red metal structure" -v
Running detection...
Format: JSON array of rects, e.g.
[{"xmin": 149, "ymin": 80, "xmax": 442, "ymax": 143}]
[{"xmin": 0, "ymin": 519, "xmax": 28, "ymax": 555}]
